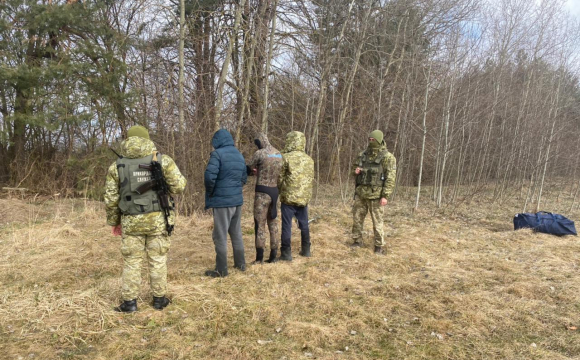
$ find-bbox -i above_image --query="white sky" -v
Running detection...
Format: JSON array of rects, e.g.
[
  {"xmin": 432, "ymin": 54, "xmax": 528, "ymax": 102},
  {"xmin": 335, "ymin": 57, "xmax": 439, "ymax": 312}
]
[{"xmin": 566, "ymin": 0, "xmax": 580, "ymax": 17}]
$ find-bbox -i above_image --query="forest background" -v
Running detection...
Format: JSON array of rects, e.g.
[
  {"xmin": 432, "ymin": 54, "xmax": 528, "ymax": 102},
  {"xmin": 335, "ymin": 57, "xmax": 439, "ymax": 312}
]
[
  {"xmin": 2, "ymin": 0, "xmax": 580, "ymax": 213},
  {"xmin": 4, "ymin": 2, "xmax": 580, "ymax": 359}
]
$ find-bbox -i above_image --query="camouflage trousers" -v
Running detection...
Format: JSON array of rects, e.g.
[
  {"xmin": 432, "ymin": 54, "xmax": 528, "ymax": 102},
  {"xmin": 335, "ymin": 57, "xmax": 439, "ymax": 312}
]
[
  {"xmin": 120, "ymin": 234, "xmax": 170, "ymax": 300},
  {"xmin": 352, "ymin": 197, "xmax": 385, "ymax": 247},
  {"xmin": 254, "ymin": 192, "xmax": 279, "ymax": 250}
]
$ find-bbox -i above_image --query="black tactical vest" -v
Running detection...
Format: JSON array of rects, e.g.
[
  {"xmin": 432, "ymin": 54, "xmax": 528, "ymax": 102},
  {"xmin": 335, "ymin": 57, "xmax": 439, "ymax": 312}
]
[
  {"xmin": 116, "ymin": 154, "xmax": 162, "ymax": 215},
  {"xmin": 357, "ymin": 150, "xmax": 386, "ymax": 187}
]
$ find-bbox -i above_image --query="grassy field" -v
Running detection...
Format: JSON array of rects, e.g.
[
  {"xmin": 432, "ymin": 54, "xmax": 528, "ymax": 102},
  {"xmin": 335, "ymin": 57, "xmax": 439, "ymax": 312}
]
[{"xmin": 1, "ymin": 186, "xmax": 580, "ymax": 360}]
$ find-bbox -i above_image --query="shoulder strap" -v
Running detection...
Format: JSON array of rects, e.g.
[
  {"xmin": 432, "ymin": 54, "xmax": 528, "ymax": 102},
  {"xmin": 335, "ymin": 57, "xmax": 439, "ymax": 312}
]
[
  {"xmin": 376, "ymin": 150, "xmax": 386, "ymax": 162},
  {"xmin": 360, "ymin": 150, "xmax": 368, "ymax": 165}
]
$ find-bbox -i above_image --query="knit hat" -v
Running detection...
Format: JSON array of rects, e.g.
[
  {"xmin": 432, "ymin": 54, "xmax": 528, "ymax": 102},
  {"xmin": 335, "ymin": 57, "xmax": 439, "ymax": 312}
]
[
  {"xmin": 127, "ymin": 125, "xmax": 150, "ymax": 140},
  {"xmin": 369, "ymin": 130, "xmax": 383, "ymax": 144}
]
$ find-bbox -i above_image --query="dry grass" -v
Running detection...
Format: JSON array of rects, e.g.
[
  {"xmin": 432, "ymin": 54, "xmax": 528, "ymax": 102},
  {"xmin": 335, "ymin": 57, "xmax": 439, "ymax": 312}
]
[{"xmin": 1, "ymin": 186, "xmax": 580, "ymax": 360}]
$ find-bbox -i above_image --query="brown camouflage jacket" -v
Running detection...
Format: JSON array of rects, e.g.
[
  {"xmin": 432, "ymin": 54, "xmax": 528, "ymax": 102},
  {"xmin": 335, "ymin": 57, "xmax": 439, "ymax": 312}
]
[
  {"xmin": 104, "ymin": 137, "xmax": 187, "ymax": 235},
  {"xmin": 248, "ymin": 133, "xmax": 283, "ymax": 188},
  {"xmin": 352, "ymin": 142, "xmax": 396, "ymax": 200},
  {"xmin": 278, "ymin": 131, "xmax": 314, "ymax": 206}
]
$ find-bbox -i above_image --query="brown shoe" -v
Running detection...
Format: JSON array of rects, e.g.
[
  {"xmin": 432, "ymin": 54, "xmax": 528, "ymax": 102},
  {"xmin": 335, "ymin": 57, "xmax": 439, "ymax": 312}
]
[{"xmin": 374, "ymin": 246, "xmax": 385, "ymax": 255}]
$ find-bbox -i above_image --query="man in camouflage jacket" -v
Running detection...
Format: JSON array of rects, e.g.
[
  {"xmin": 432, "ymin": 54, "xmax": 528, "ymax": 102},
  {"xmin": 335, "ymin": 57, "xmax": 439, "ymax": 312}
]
[
  {"xmin": 351, "ymin": 130, "xmax": 396, "ymax": 254},
  {"xmin": 278, "ymin": 131, "xmax": 314, "ymax": 261},
  {"xmin": 105, "ymin": 125, "xmax": 186, "ymax": 312},
  {"xmin": 247, "ymin": 133, "xmax": 283, "ymax": 264}
]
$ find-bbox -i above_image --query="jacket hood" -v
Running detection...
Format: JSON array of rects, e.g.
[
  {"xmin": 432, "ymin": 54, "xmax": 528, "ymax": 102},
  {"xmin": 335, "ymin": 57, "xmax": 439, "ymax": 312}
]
[
  {"xmin": 212, "ymin": 129, "xmax": 235, "ymax": 149},
  {"xmin": 121, "ymin": 136, "xmax": 157, "ymax": 159},
  {"xmin": 255, "ymin": 132, "xmax": 271, "ymax": 149},
  {"xmin": 283, "ymin": 131, "xmax": 306, "ymax": 153}
]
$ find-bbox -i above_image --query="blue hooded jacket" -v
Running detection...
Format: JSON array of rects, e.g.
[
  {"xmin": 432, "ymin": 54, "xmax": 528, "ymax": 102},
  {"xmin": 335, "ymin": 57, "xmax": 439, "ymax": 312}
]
[{"xmin": 204, "ymin": 129, "xmax": 247, "ymax": 209}]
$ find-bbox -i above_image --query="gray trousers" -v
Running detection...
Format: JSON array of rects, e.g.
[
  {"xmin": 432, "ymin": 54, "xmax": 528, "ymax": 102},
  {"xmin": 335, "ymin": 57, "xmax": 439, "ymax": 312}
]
[{"xmin": 212, "ymin": 206, "xmax": 245, "ymax": 273}]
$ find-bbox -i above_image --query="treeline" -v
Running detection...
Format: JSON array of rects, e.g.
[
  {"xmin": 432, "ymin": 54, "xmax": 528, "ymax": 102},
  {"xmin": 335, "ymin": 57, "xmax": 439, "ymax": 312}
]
[{"xmin": 1, "ymin": 0, "xmax": 579, "ymax": 212}]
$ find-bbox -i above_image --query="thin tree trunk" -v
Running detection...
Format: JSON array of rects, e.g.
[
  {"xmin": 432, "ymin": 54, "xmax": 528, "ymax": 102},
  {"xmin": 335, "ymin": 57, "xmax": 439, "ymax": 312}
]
[
  {"xmin": 308, "ymin": 0, "xmax": 356, "ymax": 155},
  {"xmin": 328, "ymin": 0, "xmax": 372, "ymax": 180},
  {"xmin": 215, "ymin": 0, "xmax": 246, "ymax": 130},
  {"xmin": 236, "ymin": 0, "xmax": 266, "ymax": 143},
  {"xmin": 536, "ymin": 73, "xmax": 562, "ymax": 211},
  {"xmin": 415, "ymin": 61, "xmax": 431, "ymax": 211},
  {"xmin": 261, "ymin": 0, "xmax": 278, "ymax": 133},
  {"xmin": 178, "ymin": 0, "xmax": 185, "ymax": 133}
]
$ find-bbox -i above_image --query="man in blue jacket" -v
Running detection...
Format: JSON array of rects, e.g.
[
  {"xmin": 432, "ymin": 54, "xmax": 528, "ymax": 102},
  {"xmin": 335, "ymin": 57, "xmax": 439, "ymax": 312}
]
[{"xmin": 204, "ymin": 129, "xmax": 248, "ymax": 277}]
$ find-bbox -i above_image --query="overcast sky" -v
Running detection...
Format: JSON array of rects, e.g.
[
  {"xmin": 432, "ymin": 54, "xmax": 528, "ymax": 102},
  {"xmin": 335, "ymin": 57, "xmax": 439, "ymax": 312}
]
[{"xmin": 566, "ymin": 0, "xmax": 580, "ymax": 17}]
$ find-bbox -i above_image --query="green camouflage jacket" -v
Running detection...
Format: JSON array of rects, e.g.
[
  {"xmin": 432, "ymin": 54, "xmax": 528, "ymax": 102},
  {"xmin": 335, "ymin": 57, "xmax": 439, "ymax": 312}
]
[
  {"xmin": 278, "ymin": 131, "xmax": 314, "ymax": 207},
  {"xmin": 353, "ymin": 143, "xmax": 396, "ymax": 200},
  {"xmin": 104, "ymin": 137, "xmax": 187, "ymax": 235}
]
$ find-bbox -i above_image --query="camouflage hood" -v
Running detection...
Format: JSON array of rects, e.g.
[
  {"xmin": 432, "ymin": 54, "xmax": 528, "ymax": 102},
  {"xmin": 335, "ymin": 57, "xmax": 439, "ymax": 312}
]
[
  {"xmin": 282, "ymin": 131, "xmax": 306, "ymax": 153},
  {"xmin": 121, "ymin": 136, "xmax": 157, "ymax": 159},
  {"xmin": 255, "ymin": 132, "xmax": 272, "ymax": 150},
  {"xmin": 278, "ymin": 131, "xmax": 314, "ymax": 206},
  {"xmin": 249, "ymin": 132, "xmax": 282, "ymax": 188}
]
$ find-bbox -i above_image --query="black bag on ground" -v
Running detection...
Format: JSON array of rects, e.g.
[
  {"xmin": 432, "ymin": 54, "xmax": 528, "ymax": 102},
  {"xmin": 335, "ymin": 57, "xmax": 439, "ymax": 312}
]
[{"xmin": 513, "ymin": 211, "xmax": 577, "ymax": 236}]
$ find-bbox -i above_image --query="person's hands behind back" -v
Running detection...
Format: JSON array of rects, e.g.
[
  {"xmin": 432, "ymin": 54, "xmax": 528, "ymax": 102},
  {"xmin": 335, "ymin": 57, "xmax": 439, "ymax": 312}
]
[{"xmin": 112, "ymin": 225, "xmax": 122, "ymax": 236}]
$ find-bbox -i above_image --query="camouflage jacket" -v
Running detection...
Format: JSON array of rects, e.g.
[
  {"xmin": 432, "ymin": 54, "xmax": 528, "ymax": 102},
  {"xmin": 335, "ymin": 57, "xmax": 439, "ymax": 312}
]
[
  {"xmin": 353, "ymin": 143, "xmax": 396, "ymax": 200},
  {"xmin": 278, "ymin": 131, "xmax": 314, "ymax": 206},
  {"xmin": 248, "ymin": 133, "xmax": 283, "ymax": 188},
  {"xmin": 104, "ymin": 137, "xmax": 187, "ymax": 235}
]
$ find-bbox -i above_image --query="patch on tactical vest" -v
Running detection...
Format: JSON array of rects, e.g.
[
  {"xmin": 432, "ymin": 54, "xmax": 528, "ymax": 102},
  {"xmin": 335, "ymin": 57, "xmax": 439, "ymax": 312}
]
[{"xmin": 117, "ymin": 154, "xmax": 163, "ymax": 215}]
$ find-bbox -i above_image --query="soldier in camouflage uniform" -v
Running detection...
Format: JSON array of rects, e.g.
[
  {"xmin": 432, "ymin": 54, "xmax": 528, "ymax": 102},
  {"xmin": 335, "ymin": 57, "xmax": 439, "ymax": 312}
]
[
  {"xmin": 247, "ymin": 133, "xmax": 283, "ymax": 264},
  {"xmin": 105, "ymin": 125, "xmax": 186, "ymax": 312},
  {"xmin": 351, "ymin": 130, "xmax": 396, "ymax": 254},
  {"xmin": 278, "ymin": 131, "xmax": 314, "ymax": 261}
]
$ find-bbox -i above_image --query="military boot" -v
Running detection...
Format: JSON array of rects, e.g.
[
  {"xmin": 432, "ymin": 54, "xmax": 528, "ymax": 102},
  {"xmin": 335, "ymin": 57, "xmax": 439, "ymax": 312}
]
[
  {"xmin": 114, "ymin": 299, "xmax": 137, "ymax": 313},
  {"xmin": 266, "ymin": 249, "xmax": 278, "ymax": 263},
  {"xmin": 280, "ymin": 247, "xmax": 292, "ymax": 261},
  {"xmin": 374, "ymin": 246, "xmax": 385, "ymax": 255},
  {"xmin": 152, "ymin": 296, "xmax": 170, "ymax": 310},
  {"xmin": 252, "ymin": 248, "xmax": 264, "ymax": 265}
]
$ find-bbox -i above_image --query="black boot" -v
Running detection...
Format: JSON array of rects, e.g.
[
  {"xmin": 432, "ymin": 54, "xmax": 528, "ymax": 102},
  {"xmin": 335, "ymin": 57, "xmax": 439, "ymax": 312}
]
[
  {"xmin": 374, "ymin": 246, "xmax": 385, "ymax": 255},
  {"xmin": 299, "ymin": 243, "xmax": 311, "ymax": 257},
  {"xmin": 114, "ymin": 299, "xmax": 137, "ymax": 313},
  {"xmin": 252, "ymin": 248, "xmax": 264, "ymax": 265},
  {"xmin": 266, "ymin": 249, "xmax": 278, "ymax": 263},
  {"xmin": 299, "ymin": 234, "xmax": 311, "ymax": 257},
  {"xmin": 205, "ymin": 269, "xmax": 228, "ymax": 277},
  {"xmin": 152, "ymin": 296, "xmax": 170, "ymax": 310},
  {"xmin": 280, "ymin": 247, "xmax": 292, "ymax": 261}
]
